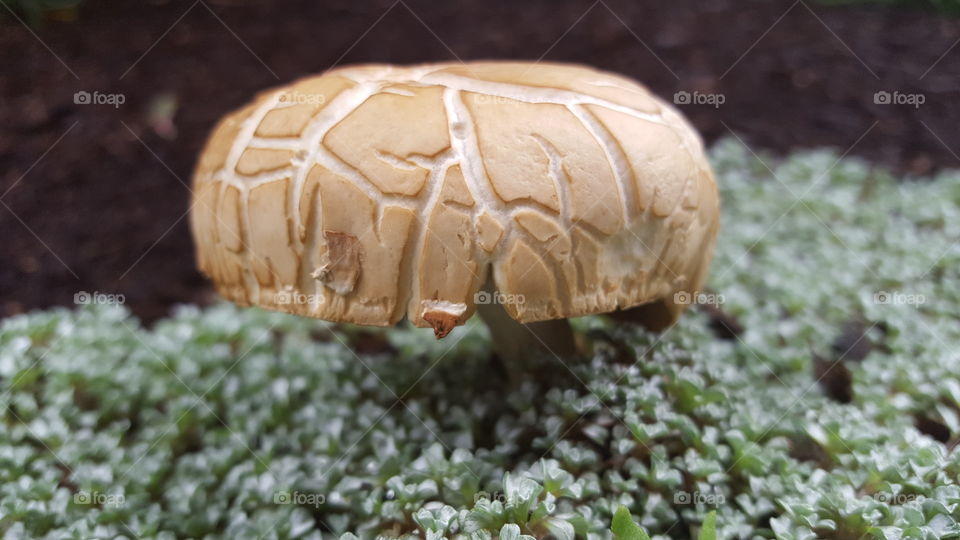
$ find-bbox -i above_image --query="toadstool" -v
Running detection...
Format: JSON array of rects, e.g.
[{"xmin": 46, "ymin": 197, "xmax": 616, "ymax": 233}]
[{"xmin": 189, "ymin": 61, "xmax": 720, "ymax": 364}]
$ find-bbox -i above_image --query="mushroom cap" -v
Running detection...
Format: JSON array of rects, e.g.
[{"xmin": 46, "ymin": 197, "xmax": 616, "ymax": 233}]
[{"xmin": 190, "ymin": 61, "xmax": 720, "ymax": 336}]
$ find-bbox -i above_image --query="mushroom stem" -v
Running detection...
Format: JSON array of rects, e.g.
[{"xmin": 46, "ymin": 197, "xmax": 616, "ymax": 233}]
[{"xmin": 475, "ymin": 289, "xmax": 577, "ymax": 379}]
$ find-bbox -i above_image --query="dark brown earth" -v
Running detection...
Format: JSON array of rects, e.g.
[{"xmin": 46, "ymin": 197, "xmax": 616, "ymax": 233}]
[{"xmin": 1, "ymin": 0, "xmax": 958, "ymax": 322}]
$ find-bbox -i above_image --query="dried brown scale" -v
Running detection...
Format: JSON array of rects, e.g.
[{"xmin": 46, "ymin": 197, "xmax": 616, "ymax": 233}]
[{"xmin": 190, "ymin": 61, "xmax": 720, "ymax": 339}]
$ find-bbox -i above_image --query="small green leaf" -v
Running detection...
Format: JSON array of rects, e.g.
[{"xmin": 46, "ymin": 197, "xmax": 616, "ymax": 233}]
[
  {"xmin": 500, "ymin": 523, "xmax": 520, "ymax": 540},
  {"xmin": 544, "ymin": 518, "xmax": 574, "ymax": 540},
  {"xmin": 611, "ymin": 505, "xmax": 650, "ymax": 540},
  {"xmin": 698, "ymin": 511, "xmax": 717, "ymax": 540}
]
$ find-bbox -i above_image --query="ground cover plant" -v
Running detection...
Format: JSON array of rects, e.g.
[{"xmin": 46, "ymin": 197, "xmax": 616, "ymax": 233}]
[{"xmin": 1, "ymin": 140, "xmax": 958, "ymax": 539}]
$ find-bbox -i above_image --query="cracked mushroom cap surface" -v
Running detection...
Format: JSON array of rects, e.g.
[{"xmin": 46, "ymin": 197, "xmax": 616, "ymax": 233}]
[{"xmin": 190, "ymin": 61, "xmax": 720, "ymax": 337}]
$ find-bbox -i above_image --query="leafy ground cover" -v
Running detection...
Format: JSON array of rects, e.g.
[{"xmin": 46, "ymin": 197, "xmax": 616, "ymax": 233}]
[{"xmin": 1, "ymin": 141, "xmax": 959, "ymax": 539}]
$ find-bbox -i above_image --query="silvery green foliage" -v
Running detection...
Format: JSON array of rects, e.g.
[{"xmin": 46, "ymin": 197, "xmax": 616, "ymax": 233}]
[{"xmin": 1, "ymin": 141, "xmax": 959, "ymax": 539}]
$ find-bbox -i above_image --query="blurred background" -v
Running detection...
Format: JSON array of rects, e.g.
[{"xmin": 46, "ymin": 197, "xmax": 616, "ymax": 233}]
[{"xmin": 1, "ymin": 0, "xmax": 958, "ymax": 322}]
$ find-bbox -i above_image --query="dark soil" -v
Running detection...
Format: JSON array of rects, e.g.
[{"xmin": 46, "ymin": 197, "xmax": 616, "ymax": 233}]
[{"xmin": 1, "ymin": 0, "xmax": 958, "ymax": 322}]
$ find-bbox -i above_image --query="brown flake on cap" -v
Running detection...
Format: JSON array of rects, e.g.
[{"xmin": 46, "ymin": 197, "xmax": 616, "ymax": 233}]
[
  {"xmin": 420, "ymin": 300, "xmax": 468, "ymax": 338},
  {"xmin": 313, "ymin": 231, "xmax": 363, "ymax": 295}
]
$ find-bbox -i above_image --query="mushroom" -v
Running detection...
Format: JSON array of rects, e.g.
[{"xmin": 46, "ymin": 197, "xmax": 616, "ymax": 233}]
[{"xmin": 190, "ymin": 61, "xmax": 720, "ymax": 365}]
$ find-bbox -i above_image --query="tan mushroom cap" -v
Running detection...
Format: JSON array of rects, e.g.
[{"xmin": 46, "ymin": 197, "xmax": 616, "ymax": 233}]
[{"xmin": 190, "ymin": 61, "xmax": 720, "ymax": 337}]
